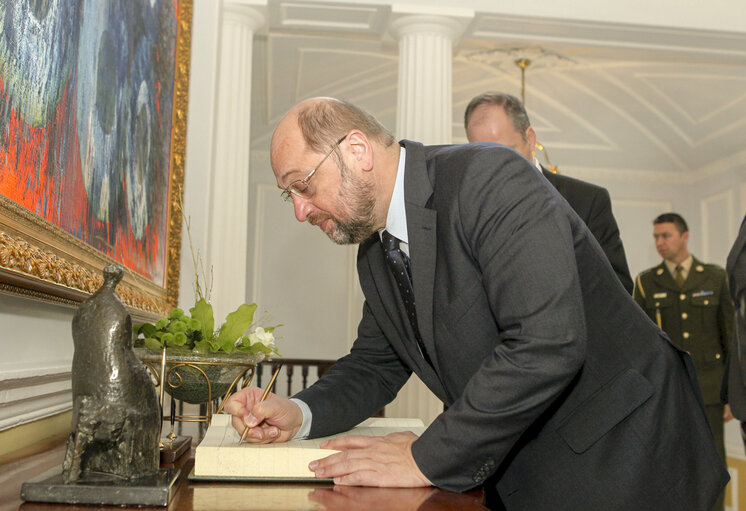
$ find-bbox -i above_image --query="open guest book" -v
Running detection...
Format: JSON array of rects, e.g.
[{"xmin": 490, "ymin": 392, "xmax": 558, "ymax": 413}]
[{"xmin": 191, "ymin": 414, "xmax": 425, "ymax": 482}]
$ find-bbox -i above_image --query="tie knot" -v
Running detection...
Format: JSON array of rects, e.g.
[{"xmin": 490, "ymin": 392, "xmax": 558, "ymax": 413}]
[{"xmin": 381, "ymin": 230, "xmax": 400, "ymax": 252}]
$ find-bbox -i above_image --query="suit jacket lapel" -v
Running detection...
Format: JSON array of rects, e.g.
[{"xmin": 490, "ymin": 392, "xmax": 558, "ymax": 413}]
[
  {"xmin": 363, "ymin": 238, "xmax": 432, "ymax": 372},
  {"xmin": 401, "ymin": 142, "xmax": 439, "ymax": 371}
]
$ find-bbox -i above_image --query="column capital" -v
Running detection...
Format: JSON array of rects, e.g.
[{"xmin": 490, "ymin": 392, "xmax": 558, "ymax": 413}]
[
  {"xmin": 223, "ymin": 0, "xmax": 267, "ymax": 31},
  {"xmin": 389, "ymin": 5, "xmax": 473, "ymax": 41}
]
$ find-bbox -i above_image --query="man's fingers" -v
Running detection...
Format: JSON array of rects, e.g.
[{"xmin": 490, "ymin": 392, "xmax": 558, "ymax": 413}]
[
  {"xmin": 243, "ymin": 423, "xmax": 280, "ymax": 443},
  {"xmin": 321, "ymin": 434, "xmax": 377, "ymax": 450}
]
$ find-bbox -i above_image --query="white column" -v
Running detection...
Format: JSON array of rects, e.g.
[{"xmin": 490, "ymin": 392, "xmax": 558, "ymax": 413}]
[
  {"xmin": 387, "ymin": 8, "xmax": 472, "ymax": 425},
  {"xmin": 390, "ymin": 9, "xmax": 472, "ymax": 144},
  {"xmin": 208, "ymin": 0, "xmax": 265, "ymax": 322}
]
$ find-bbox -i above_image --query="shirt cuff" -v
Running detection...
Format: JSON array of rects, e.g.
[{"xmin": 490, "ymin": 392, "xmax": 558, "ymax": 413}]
[{"xmin": 289, "ymin": 398, "xmax": 312, "ymax": 440}]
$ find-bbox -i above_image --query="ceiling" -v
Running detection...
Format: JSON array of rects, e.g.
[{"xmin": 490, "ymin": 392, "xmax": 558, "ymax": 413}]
[{"xmin": 248, "ymin": 1, "xmax": 746, "ymax": 181}]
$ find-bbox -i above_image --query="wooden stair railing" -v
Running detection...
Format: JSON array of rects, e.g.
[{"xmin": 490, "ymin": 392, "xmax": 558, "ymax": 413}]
[
  {"xmin": 254, "ymin": 358, "xmax": 384, "ymax": 417},
  {"xmin": 255, "ymin": 359, "xmax": 335, "ymax": 395}
]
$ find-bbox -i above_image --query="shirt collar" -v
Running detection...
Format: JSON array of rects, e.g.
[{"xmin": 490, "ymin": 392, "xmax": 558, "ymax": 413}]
[
  {"xmin": 381, "ymin": 146, "xmax": 408, "ymax": 244},
  {"xmin": 664, "ymin": 254, "xmax": 693, "ymax": 276}
]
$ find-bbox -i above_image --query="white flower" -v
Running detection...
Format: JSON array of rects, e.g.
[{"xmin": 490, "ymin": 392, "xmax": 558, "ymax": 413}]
[{"xmin": 248, "ymin": 327, "xmax": 275, "ymax": 348}]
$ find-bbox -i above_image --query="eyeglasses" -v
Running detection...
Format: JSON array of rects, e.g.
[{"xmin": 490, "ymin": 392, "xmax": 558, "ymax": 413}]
[{"xmin": 281, "ymin": 135, "xmax": 347, "ymax": 202}]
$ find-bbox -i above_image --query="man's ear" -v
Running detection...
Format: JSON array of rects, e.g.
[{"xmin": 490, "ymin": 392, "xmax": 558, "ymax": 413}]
[
  {"xmin": 347, "ymin": 130, "xmax": 374, "ymax": 172},
  {"xmin": 525, "ymin": 126, "xmax": 537, "ymax": 154}
]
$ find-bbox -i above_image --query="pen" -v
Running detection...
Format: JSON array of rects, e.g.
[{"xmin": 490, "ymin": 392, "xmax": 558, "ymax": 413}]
[
  {"xmin": 168, "ymin": 397, "xmax": 176, "ymax": 443},
  {"xmin": 240, "ymin": 364, "xmax": 282, "ymax": 442}
]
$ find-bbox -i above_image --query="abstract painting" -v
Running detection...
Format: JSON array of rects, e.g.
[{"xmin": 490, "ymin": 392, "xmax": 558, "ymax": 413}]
[{"xmin": 0, "ymin": 0, "xmax": 192, "ymax": 317}]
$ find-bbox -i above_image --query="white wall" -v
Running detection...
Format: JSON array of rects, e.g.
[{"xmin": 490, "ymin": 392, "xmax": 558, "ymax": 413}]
[{"xmin": 0, "ymin": 295, "xmax": 74, "ymax": 430}]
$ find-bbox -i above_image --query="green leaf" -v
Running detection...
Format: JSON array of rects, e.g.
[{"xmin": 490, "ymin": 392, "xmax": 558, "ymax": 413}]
[
  {"xmin": 138, "ymin": 323, "xmax": 157, "ymax": 338},
  {"xmin": 144, "ymin": 337, "xmax": 163, "ymax": 350},
  {"xmin": 216, "ymin": 303, "xmax": 257, "ymax": 352},
  {"xmin": 193, "ymin": 339, "xmax": 212, "ymax": 352},
  {"xmin": 190, "ymin": 299, "xmax": 215, "ymax": 342}
]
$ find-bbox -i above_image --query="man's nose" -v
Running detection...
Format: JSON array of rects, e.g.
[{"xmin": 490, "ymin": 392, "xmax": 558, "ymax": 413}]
[{"xmin": 292, "ymin": 195, "xmax": 313, "ymax": 222}]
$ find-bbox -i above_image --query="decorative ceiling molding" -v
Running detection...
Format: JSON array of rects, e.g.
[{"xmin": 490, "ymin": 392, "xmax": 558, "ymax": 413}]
[
  {"xmin": 268, "ymin": 1, "xmax": 389, "ymax": 34},
  {"xmin": 467, "ymin": 13, "xmax": 746, "ymax": 61}
]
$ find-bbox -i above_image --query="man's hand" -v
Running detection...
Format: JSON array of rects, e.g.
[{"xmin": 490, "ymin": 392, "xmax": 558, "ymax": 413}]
[
  {"xmin": 724, "ymin": 403, "xmax": 734, "ymax": 422},
  {"xmin": 222, "ymin": 387, "xmax": 303, "ymax": 443},
  {"xmin": 308, "ymin": 431, "xmax": 432, "ymax": 487}
]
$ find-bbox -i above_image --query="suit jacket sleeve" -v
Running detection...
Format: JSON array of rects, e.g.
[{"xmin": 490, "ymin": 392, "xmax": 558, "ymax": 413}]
[
  {"xmin": 292, "ymin": 299, "xmax": 412, "ymax": 436},
  {"xmin": 584, "ymin": 187, "xmax": 634, "ymax": 294},
  {"xmin": 411, "ymin": 149, "xmax": 588, "ymax": 491}
]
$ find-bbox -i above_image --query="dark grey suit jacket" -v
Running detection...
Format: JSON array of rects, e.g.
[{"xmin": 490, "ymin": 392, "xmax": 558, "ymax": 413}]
[
  {"xmin": 542, "ymin": 168, "xmax": 633, "ymax": 294},
  {"xmin": 295, "ymin": 141, "xmax": 727, "ymax": 510},
  {"xmin": 726, "ymin": 216, "xmax": 746, "ymax": 420}
]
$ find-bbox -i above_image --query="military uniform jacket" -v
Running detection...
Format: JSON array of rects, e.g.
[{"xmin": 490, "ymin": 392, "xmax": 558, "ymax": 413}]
[{"xmin": 634, "ymin": 257, "xmax": 733, "ymax": 404}]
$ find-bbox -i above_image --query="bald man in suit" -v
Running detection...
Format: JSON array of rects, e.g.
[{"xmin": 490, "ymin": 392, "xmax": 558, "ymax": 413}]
[
  {"xmin": 464, "ymin": 92, "xmax": 633, "ymax": 294},
  {"xmin": 225, "ymin": 97, "xmax": 727, "ymax": 510}
]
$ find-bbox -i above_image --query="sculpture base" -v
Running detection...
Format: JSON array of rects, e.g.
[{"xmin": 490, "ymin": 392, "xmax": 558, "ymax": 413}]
[
  {"xmin": 21, "ymin": 466, "xmax": 180, "ymax": 507},
  {"xmin": 160, "ymin": 435, "xmax": 192, "ymax": 463}
]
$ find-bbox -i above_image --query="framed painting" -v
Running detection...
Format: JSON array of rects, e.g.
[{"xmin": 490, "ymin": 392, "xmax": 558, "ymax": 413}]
[{"xmin": 0, "ymin": 0, "xmax": 192, "ymax": 320}]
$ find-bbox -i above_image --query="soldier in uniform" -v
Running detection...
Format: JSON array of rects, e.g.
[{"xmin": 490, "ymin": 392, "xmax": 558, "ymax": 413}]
[{"xmin": 634, "ymin": 212, "xmax": 733, "ymax": 511}]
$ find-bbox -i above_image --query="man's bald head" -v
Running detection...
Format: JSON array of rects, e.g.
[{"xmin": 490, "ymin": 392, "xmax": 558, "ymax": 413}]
[{"xmin": 271, "ymin": 98, "xmax": 395, "ymax": 164}]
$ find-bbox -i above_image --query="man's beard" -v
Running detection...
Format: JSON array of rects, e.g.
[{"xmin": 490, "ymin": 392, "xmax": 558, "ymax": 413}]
[{"xmin": 309, "ymin": 162, "xmax": 377, "ymax": 245}]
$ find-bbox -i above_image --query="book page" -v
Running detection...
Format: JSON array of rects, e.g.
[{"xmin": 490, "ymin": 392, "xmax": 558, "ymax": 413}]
[{"xmin": 194, "ymin": 415, "xmax": 425, "ymax": 480}]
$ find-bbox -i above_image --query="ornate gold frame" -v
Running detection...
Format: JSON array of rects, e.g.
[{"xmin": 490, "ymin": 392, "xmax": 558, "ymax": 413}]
[{"xmin": 0, "ymin": 0, "xmax": 193, "ymax": 321}]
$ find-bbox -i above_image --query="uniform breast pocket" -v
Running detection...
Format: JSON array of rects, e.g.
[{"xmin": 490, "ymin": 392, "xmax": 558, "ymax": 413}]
[
  {"xmin": 646, "ymin": 294, "xmax": 674, "ymax": 314},
  {"xmin": 691, "ymin": 294, "xmax": 719, "ymax": 308}
]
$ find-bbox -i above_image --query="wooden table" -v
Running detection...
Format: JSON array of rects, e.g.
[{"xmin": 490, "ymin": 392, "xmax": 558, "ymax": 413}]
[{"xmin": 1, "ymin": 442, "xmax": 488, "ymax": 511}]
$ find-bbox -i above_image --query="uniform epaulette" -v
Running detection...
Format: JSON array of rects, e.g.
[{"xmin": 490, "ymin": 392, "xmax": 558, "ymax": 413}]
[{"xmin": 700, "ymin": 262, "xmax": 725, "ymax": 271}]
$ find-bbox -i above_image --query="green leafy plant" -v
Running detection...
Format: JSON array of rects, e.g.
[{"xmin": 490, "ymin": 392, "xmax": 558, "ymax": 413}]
[
  {"xmin": 135, "ymin": 190, "xmax": 280, "ymax": 356},
  {"xmin": 135, "ymin": 300, "xmax": 280, "ymax": 355}
]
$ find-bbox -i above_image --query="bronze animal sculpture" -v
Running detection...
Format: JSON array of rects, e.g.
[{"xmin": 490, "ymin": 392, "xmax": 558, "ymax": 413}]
[{"xmin": 62, "ymin": 265, "xmax": 160, "ymax": 483}]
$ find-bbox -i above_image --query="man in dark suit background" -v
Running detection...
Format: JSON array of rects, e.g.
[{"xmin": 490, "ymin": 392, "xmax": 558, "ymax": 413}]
[
  {"xmin": 464, "ymin": 92, "xmax": 633, "ymax": 294},
  {"xmin": 225, "ymin": 97, "xmax": 727, "ymax": 510},
  {"xmin": 724, "ymin": 215, "xmax": 746, "ymax": 450}
]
